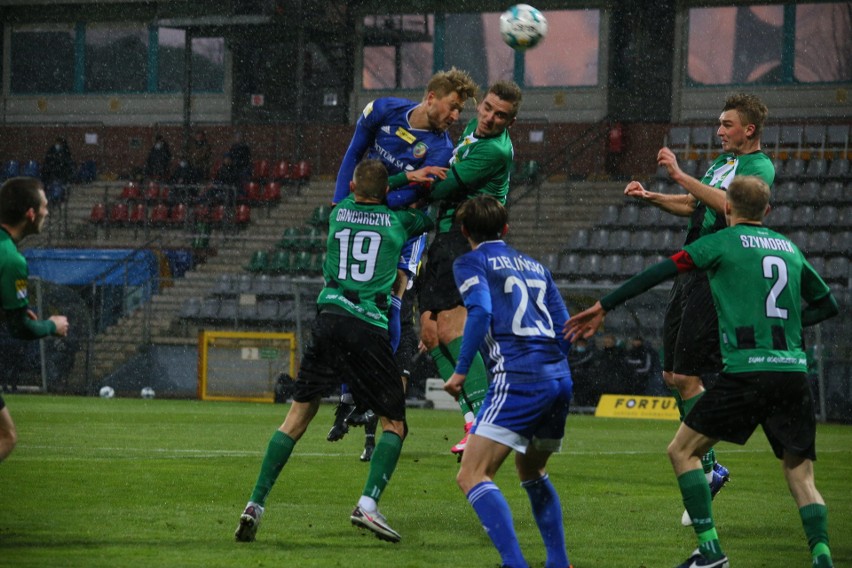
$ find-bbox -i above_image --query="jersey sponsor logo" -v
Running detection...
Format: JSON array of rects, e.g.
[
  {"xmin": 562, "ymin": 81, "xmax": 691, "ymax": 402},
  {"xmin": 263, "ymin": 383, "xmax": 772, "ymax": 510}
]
[
  {"xmin": 335, "ymin": 207, "xmax": 392, "ymax": 227},
  {"xmin": 458, "ymin": 275, "xmax": 479, "ymax": 294},
  {"xmin": 488, "ymin": 254, "xmax": 545, "ymax": 275},
  {"xmin": 15, "ymin": 279, "xmax": 28, "ymax": 300},
  {"xmin": 413, "ymin": 141, "xmax": 428, "ymax": 158},
  {"xmin": 708, "ymin": 157, "xmax": 737, "ymax": 188},
  {"xmin": 362, "ymin": 101, "xmax": 375, "ymax": 118},
  {"xmin": 747, "ymin": 355, "xmax": 807, "ymax": 365},
  {"xmin": 738, "ymin": 234, "xmax": 795, "ymax": 253},
  {"xmin": 373, "ymin": 142, "xmax": 407, "ymax": 172},
  {"xmin": 395, "ymin": 127, "xmax": 416, "ymax": 144}
]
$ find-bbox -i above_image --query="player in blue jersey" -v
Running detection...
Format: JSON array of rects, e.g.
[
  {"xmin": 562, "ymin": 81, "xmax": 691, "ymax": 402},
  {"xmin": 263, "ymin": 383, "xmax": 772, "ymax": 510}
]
[
  {"xmin": 328, "ymin": 69, "xmax": 479, "ymax": 453},
  {"xmin": 445, "ymin": 195, "xmax": 574, "ymax": 568}
]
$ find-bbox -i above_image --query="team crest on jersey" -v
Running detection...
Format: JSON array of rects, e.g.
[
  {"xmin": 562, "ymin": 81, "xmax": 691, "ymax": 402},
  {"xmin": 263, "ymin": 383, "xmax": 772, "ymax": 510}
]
[
  {"xmin": 395, "ymin": 127, "xmax": 416, "ymax": 144},
  {"xmin": 413, "ymin": 141, "xmax": 428, "ymax": 158},
  {"xmin": 15, "ymin": 279, "xmax": 28, "ymax": 300}
]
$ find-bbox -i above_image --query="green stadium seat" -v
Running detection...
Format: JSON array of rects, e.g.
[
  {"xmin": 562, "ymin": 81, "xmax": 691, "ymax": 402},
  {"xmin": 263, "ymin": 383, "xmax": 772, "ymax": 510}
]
[
  {"xmin": 267, "ymin": 250, "xmax": 293, "ymax": 275},
  {"xmin": 245, "ymin": 250, "xmax": 268, "ymax": 273},
  {"xmin": 293, "ymin": 250, "xmax": 313, "ymax": 274},
  {"xmin": 278, "ymin": 226, "xmax": 301, "ymax": 249}
]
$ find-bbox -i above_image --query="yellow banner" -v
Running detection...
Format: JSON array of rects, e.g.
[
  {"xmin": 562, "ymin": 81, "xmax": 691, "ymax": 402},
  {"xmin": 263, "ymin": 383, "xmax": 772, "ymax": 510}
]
[{"xmin": 594, "ymin": 394, "xmax": 680, "ymax": 421}]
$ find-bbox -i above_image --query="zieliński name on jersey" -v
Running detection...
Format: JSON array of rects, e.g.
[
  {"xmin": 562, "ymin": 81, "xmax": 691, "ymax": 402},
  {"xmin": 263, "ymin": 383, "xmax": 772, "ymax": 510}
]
[
  {"xmin": 488, "ymin": 254, "xmax": 546, "ymax": 275},
  {"xmin": 738, "ymin": 234, "xmax": 795, "ymax": 253},
  {"xmin": 335, "ymin": 207, "xmax": 392, "ymax": 227}
]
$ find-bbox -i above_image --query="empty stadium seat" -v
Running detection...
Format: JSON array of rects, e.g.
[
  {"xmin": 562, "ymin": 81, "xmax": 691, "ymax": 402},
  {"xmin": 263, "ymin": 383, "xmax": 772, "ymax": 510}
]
[
  {"xmin": 252, "ymin": 159, "xmax": 270, "ymax": 181},
  {"xmin": 256, "ymin": 299, "xmax": 280, "ymax": 321},
  {"xmin": 252, "ymin": 274, "xmax": 272, "ymax": 295},
  {"xmin": 150, "ymin": 203, "xmax": 169, "ymax": 225},
  {"xmin": 192, "ymin": 204, "xmax": 210, "ymax": 223},
  {"xmin": 2, "ymin": 160, "xmax": 20, "ymax": 181},
  {"xmin": 144, "ymin": 182, "xmax": 161, "ymax": 203},
  {"xmin": 600, "ymin": 254, "xmax": 622, "ymax": 277},
  {"xmin": 121, "ymin": 183, "xmax": 142, "ymax": 201},
  {"xmin": 609, "ymin": 230, "xmax": 631, "ymax": 250},
  {"xmin": 572, "ymin": 228, "xmax": 590, "ymax": 250},
  {"xmin": 46, "ymin": 181, "xmax": 67, "ymax": 204},
  {"xmin": 291, "ymin": 160, "xmax": 312, "ymax": 182},
  {"xmin": 236, "ymin": 273, "xmax": 253, "ymax": 293},
  {"xmin": 790, "ymin": 205, "xmax": 815, "ymax": 227},
  {"xmin": 240, "ymin": 181, "xmax": 261, "ymax": 204},
  {"xmin": 267, "ymin": 250, "xmax": 293, "ymax": 274},
  {"xmin": 213, "ymin": 274, "xmax": 235, "ymax": 295},
  {"xmin": 825, "ymin": 257, "xmax": 850, "ymax": 284},
  {"xmin": 830, "ymin": 231, "xmax": 852, "ymax": 255},
  {"xmin": 804, "ymin": 158, "xmax": 828, "ymax": 179},
  {"xmin": 261, "ymin": 181, "xmax": 282, "ymax": 204},
  {"xmin": 772, "ymin": 181, "xmax": 798, "ymax": 203},
  {"xmin": 234, "ymin": 204, "xmax": 251, "ymax": 226},
  {"xmin": 827, "ymin": 158, "xmax": 849, "ymax": 179},
  {"xmin": 278, "ymin": 227, "xmax": 301, "ymax": 249},
  {"xmin": 89, "ymin": 202, "xmax": 107, "ymax": 224},
  {"xmin": 767, "ymin": 205, "xmax": 793, "ymax": 228},
  {"xmin": 616, "ymin": 204, "xmax": 640, "ymax": 226},
  {"xmin": 600, "ymin": 204, "xmax": 619, "ymax": 225},
  {"xmin": 779, "ymin": 158, "xmax": 806, "ymax": 180},
  {"xmin": 168, "ymin": 203, "xmax": 188, "ymax": 226},
  {"xmin": 129, "ymin": 203, "xmax": 146, "ymax": 225},
  {"xmin": 818, "ymin": 181, "xmax": 844, "ymax": 203},
  {"xmin": 557, "ymin": 253, "xmax": 580, "ymax": 276},
  {"xmin": 799, "ymin": 181, "xmax": 821, "ymax": 203},
  {"xmin": 637, "ymin": 206, "xmax": 661, "ymax": 226},
  {"xmin": 308, "ymin": 204, "xmax": 332, "ymax": 228},
  {"xmin": 209, "ymin": 204, "xmax": 226, "ymax": 226},
  {"xmin": 621, "ymin": 254, "xmax": 645, "ymax": 276},
  {"xmin": 579, "ymin": 254, "xmax": 602, "ymax": 276},
  {"xmin": 109, "ymin": 202, "xmax": 129, "ymax": 225},
  {"xmin": 272, "ymin": 160, "xmax": 291, "ymax": 181},
  {"xmin": 22, "ymin": 159, "xmax": 40, "ymax": 178},
  {"xmin": 293, "ymin": 250, "xmax": 313, "ymax": 273},
  {"xmin": 180, "ymin": 297, "xmax": 202, "ymax": 319},
  {"xmin": 588, "ymin": 229, "xmax": 609, "ymax": 251},
  {"xmin": 245, "ymin": 250, "xmax": 269, "ymax": 273}
]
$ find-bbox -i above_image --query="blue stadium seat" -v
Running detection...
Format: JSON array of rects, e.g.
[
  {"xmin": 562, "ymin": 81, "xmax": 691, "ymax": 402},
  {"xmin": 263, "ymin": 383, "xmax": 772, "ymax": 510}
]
[
  {"xmin": 22, "ymin": 160, "xmax": 40, "ymax": 178},
  {"xmin": 2, "ymin": 160, "xmax": 20, "ymax": 181}
]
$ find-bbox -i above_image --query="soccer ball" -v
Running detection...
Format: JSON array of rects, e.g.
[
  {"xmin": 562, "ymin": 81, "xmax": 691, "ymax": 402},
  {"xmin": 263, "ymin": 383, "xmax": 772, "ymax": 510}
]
[
  {"xmin": 99, "ymin": 386, "xmax": 115, "ymax": 399},
  {"xmin": 140, "ymin": 387, "xmax": 155, "ymax": 399},
  {"xmin": 500, "ymin": 4, "xmax": 548, "ymax": 50}
]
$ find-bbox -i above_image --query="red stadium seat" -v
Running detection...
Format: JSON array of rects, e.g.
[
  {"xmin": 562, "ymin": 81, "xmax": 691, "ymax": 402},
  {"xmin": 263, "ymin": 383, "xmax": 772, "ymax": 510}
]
[
  {"xmin": 261, "ymin": 181, "xmax": 282, "ymax": 204},
  {"xmin": 129, "ymin": 203, "xmax": 146, "ymax": 225},
  {"xmin": 150, "ymin": 203, "xmax": 169, "ymax": 225},
  {"xmin": 272, "ymin": 159, "xmax": 291, "ymax": 181},
  {"xmin": 144, "ymin": 181, "xmax": 160, "ymax": 202},
  {"xmin": 121, "ymin": 182, "xmax": 141, "ymax": 201},
  {"xmin": 169, "ymin": 203, "xmax": 188, "ymax": 225},
  {"xmin": 89, "ymin": 203, "xmax": 107, "ymax": 224},
  {"xmin": 252, "ymin": 159, "xmax": 270, "ymax": 181},
  {"xmin": 235, "ymin": 204, "xmax": 251, "ymax": 226},
  {"xmin": 209, "ymin": 204, "xmax": 226, "ymax": 226},
  {"xmin": 109, "ymin": 202, "xmax": 129, "ymax": 225},
  {"xmin": 240, "ymin": 181, "xmax": 261, "ymax": 203},
  {"xmin": 292, "ymin": 159, "xmax": 312, "ymax": 181},
  {"xmin": 192, "ymin": 204, "xmax": 210, "ymax": 223}
]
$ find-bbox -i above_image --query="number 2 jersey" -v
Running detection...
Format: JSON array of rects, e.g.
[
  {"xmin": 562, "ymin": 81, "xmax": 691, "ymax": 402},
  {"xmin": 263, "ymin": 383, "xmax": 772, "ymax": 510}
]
[
  {"xmin": 682, "ymin": 223, "xmax": 831, "ymax": 374},
  {"xmin": 317, "ymin": 194, "xmax": 434, "ymax": 328},
  {"xmin": 453, "ymin": 240, "xmax": 572, "ymax": 383}
]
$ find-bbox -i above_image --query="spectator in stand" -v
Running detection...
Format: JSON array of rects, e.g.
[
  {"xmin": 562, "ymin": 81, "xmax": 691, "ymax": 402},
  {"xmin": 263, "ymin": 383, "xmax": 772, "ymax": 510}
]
[
  {"xmin": 42, "ymin": 137, "xmax": 74, "ymax": 185},
  {"xmin": 207, "ymin": 152, "xmax": 241, "ymax": 204},
  {"xmin": 624, "ymin": 335, "xmax": 663, "ymax": 395},
  {"xmin": 595, "ymin": 334, "xmax": 631, "ymax": 399},
  {"xmin": 567, "ymin": 336, "xmax": 597, "ymax": 407},
  {"xmin": 188, "ymin": 130, "xmax": 212, "ymax": 182},
  {"xmin": 144, "ymin": 134, "xmax": 172, "ymax": 180},
  {"xmin": 171, "ymin": 157, "xmax": 196, "ymax": 185},
  {"xmin": 229, "ymin": 131, "xmax": 252, "ymax": 181}
]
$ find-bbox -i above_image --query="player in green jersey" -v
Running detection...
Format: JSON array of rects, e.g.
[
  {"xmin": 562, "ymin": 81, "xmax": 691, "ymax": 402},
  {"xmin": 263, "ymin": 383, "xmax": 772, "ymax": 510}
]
[
  {"xmin": 0, "ymin": 177, "xmax": 69, "ymax": 463},
  {"xmin": 235, "ymin": 160, "xmax": 434, "ymax": 544},
  {"xmin": 621, "ymin": 93, "xmax": 775, "ymax": 524},
  {"xmin": 565, "ymin": 176, "xmax": 838, "ymax": 568},
  {"xmin": 409, "ymin": 80, "xmax": 522, "ymax": 457}
]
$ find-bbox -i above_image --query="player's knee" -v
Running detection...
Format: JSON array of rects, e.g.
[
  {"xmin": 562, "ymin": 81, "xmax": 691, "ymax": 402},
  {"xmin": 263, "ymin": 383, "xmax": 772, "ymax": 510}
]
[{"xmin": 0, "ymin": 429, "xmax": 16, "ymax": 457}]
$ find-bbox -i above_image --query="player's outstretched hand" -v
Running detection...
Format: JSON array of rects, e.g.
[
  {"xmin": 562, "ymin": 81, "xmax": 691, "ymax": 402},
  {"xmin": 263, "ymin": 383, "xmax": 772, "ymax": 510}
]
[
  {"xmin": 443, "ymin": 372, "xmax": 467, "ymax": 399},
  {"xmin": 656, "ymin": 147, "xmax": 683, "ymax": 181},
  {"xmin": 49, "ymin": 315, "xmax": 69, "ymax": 337},
  {"xmin": 407, "ymin": 166, "xmax": 448, "ymax": 185},
  {"xmin": 563, "ymin": 301, "xmax": 606, "ymax": 342},
  {"xmin": 624, "ymin": 180, "xmax": 650, "ymax": 199}
]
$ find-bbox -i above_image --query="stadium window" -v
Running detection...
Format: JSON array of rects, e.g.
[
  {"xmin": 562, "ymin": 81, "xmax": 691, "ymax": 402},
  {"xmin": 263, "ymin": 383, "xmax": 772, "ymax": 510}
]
[
  {"xmin": 687, "ymin": 2, "xmax": 851, "ymax": 86},
  {"xmin": 85, "ymin": 24, "xmax": 149, "ymax": 93},
  {"xmin": 10, "ymin": 25, "xmax": 76, "ymax": 94},
  {"xmin": 794, "ymin": 3, "xmax": 852, "ymax": 83},
  {"xmin": 158, "ymin": 28, "xmax": 226, "ymax": 93},
  {"xmin": 362, "ymin": 14, "xmax": 435, "ymax": 89},
  {"xmin": 523, "ymin": 10, "xmax": 600, "ymax": 87}
]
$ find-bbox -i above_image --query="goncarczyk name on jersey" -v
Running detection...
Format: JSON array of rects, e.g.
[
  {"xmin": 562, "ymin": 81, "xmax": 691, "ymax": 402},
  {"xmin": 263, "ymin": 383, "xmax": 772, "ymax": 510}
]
[
  {"xmin": 488, "ymin": 254, "xmax": 545, "ymax": 275},
  {"xmin": 739, "ymin": 234, "xmax": 795, "ymax": 253},
  {"xmin": 336, "ymin": 208, "xmax": 392, "ymax": 227}
]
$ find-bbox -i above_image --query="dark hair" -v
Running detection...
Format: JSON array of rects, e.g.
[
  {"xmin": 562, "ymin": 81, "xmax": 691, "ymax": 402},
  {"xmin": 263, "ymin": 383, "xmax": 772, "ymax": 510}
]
[
  {"xmin": 487, "ymin": 81, "xmax": 523, "ymax": 119},
  {"xmin": 723, "ymin": 93, "xmax": 768, "ymax": 139},
  {"xmin": 456, "ymin": 195, "xmax": 508, "ymax": 243},
  {"xmin": 0, "ymin": 177, "xmax": 44, "ymax": 225},
  {"xmin": 353, "ymin": 159, "xmax": 389, "ymax": 201},
  {"xmin": 727, "ymin": 175, "xmax": 770, "ymax": 221}
]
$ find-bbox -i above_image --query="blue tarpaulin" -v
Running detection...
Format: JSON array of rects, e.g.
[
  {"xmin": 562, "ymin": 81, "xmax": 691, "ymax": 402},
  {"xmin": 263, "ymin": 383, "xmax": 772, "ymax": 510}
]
[{"xmin": 24, "ymin": 249, "xmax": 159, "ymax": 288}]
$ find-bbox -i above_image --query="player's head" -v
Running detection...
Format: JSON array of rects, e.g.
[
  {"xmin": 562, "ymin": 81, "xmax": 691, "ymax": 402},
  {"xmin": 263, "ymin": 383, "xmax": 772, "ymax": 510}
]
[
  {"xmin": 726, "ymin": 175, "xmax": 771, "ymax": 223},
  {"xmin": 475, "ymin": 81, "xmax": 522, "ymax": 138},
  {"xmin": 351, "ymin": 159, "xmax": 389, "ymax": 202},
  {"xmin": 718, "ymin": 93, "xmax": 768, "ymax": 153},
  {"xmin": 457, "ymin": 195, "xmax": 508, "ymax": 245},
  {"xmin": 422, "ymin": 67, "xmax": 479, "ymax": 132},
  {"xmin": 0, "ymin": 177, "xmax": 48, "ymax": 236}
]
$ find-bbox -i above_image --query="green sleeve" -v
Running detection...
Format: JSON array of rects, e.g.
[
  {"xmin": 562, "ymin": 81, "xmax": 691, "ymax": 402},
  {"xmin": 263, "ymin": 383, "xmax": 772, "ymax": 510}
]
[
  {"xmin": 801, "ymin": 293, "xmax": 839, "ymax": 327},
  {"xmin": 601, "ymin": 259, "xmax": 679, "ymax": 311},
  {"xmin": 388, "ymin": 172, "xmax": 409, "ymax": 190},
  {"xmin": 5, "ymin": 307, "xmax": 57, "ymax": 340},
  {"xmin": 426, "ymin": 165, "xmax": 466, "ymax": 202}
]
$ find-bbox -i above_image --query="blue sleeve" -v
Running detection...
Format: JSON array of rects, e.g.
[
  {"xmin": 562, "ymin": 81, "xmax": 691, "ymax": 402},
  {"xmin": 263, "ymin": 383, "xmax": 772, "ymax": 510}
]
[
  {"xmin": 386, "ymin": 187, "xmax": 422, "ymax": 209},
  {"xmin": 333, "ymin": 107, "xmax": 378, "ymax": 204},
  {"xmin": 453, "ymin": 253, "xmax": 492, "ymax": 374},
  {"xmin": 456, "ymin": 305, "xmax": 491, "ymax": 375}
]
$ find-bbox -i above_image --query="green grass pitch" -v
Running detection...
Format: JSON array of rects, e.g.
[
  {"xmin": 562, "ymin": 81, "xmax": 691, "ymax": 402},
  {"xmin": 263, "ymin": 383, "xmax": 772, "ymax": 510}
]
[{"xmin": 1, "ymin": 394, "xmax": 849, "ymax": 567}]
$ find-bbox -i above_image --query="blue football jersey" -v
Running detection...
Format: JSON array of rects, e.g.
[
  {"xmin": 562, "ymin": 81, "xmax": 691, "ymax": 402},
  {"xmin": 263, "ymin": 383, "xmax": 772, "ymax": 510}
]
[
  {"xmin": 453, "ymin": 240, "xmax": 572, "ymax": 383},
  {"xmin": 333, "ymin": 97, "xmax": 455, "ymax": 204}
]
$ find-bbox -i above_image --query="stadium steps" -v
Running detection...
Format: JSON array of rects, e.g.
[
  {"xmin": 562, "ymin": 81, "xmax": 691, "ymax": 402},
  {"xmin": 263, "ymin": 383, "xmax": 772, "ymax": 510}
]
[
  {"xmin": 507, "ymin": 180, "xmax": 628, "ymax": 259},
  {"xmin": 87, "ymin": 181, "xmax": 335, "ymax": 380}
]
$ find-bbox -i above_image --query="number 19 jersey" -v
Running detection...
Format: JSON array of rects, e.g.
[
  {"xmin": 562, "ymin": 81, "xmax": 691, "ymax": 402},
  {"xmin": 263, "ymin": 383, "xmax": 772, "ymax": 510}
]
[{"xmin": 453, "ymin": 240, "xmax": 571, "ymax": 383}]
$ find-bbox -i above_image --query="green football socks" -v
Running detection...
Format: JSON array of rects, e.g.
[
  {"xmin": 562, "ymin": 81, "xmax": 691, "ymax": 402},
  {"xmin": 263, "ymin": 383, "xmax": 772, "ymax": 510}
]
[
  {"xmin": 361, "ymin": 431, "xmax": 403, "ymax": 503},
  {"xmin": 249, "ymin": 430, "xmax": 296, "ymax": 506},
  {"xmin": 800, "ymin": 503, "xmax": 833, "ymax": 567},
  {"xmin": 678, "ymin": 468, "xmax": 725, "ymax": 560},
  {"xmin": 430, "ymin": 337, "xmax": 487, "ymax": 417}
]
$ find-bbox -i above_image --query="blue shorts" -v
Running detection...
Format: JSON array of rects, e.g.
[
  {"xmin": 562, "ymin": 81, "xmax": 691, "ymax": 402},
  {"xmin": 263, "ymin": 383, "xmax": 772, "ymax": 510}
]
[
  {"xmin": 472, "ymin": 374, "xmax": 573, "ymax": 454},
  {"xmin": 398, "ymin": 232, "xmax": 427, "ymax": 277}
]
